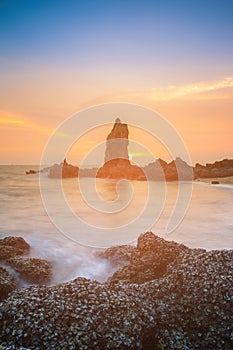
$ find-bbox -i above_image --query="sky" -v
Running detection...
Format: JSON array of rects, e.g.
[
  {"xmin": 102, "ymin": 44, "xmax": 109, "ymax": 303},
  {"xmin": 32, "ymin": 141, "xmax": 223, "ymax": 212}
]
[{"xmin": 0, "ymin": 0, "xmax": 232, "ymax": 165}]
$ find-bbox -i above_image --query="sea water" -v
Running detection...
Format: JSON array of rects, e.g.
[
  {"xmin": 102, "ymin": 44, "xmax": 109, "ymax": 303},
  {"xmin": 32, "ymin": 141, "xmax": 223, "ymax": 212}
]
[{"xmin": 0, "ymin": 165, "xmax": 232, "ymax": 284}]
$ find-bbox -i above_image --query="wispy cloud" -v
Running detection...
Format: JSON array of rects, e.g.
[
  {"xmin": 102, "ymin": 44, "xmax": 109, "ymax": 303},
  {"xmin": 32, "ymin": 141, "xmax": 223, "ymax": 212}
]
[
  {"xmin": 150, "ymin": 76, "xmax": 233, "ymax": 101},
  {"xmin": 92, "ymin": 76, "xmax": 233, "ymax": 104}
]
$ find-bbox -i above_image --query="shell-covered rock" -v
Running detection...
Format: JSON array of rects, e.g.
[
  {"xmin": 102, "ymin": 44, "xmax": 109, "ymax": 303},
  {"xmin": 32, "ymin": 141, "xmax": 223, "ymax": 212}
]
[
  {"xmin": 96, "ymin": 245, "xmax": 136, "ymax": 265},
  {"xmin": 0, "ymin": 232, "xmax": 232, "ymax": 349},
  {"xmin": 109, "ymin": 232, "xmax": 195, "ymax": 284},
  {"xmin": 0, "ymin": 237, "xmax": 30, "ymax": 252},
  {"xmin": 6, "ymin": 257, "xmax": 52, "ymax": 284},
  {"xmin": 0, "ymin": 266, "xmax": 16, "ymax": 301}
]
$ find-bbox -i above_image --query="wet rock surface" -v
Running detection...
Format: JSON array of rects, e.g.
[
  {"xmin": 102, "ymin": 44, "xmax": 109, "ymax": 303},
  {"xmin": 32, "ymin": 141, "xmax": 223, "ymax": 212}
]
[
  {"xmin": 6, "ymin": 257, "xmax": 52, "ymax": 284},
  {"xmin": 0, "ymin": 266, "xmax": 16, "ymax": 301},
  {"xmin": 0, "ymin": 236, "xmax": 30, "ymax": 254},
  {"xmin": 0, "ymin": 232, "xmax": 232, "ymax": 349},
  {"xmin": 0, "ymin": 237, "xmax": 52, "ymax": 299},
  {"xmin": 96, "ymin": 244, "xmax": 136, "ymax": 265},
  {"xmin": 108, "ymin": 232, "xmax": 195, "ymax": 284}
]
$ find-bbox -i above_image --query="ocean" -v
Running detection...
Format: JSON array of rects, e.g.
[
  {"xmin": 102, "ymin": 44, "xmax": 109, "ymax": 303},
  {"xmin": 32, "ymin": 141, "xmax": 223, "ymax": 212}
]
[{"xmin": 0, "ymin": 165, "xmax": 232, "ymax": 284}]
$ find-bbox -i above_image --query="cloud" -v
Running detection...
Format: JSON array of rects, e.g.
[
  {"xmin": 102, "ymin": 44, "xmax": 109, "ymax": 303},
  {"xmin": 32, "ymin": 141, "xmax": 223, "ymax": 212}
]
[
  {"xmin": 91, "ymin": 76, "xmax": 233, "ymax": 104},
  {"xmin": 151, "ymin": 76, "xmax": 233, "ymax": 101}
]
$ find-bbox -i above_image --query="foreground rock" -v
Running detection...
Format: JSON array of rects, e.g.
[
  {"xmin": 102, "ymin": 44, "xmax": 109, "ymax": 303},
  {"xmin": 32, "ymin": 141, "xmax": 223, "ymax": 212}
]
[
  {"xmin": 6, "ymin": 257, "xmax": 52, "ymax": 284},
  {"xmin": 96, "ymin": 244, "xmax": 136, "ymax": 265},
  {"xmin": 0, "ymin": 232, "xmax": 232, "ymax": 349},
  {"xmin": 0, "ymin": 278, "xmax": 158, "ymax": 350},
  {"xmin": 108, "ymin": 232, "xmax": 195, "ymax": 284},
  {"xmin": 0, "ymin": 237, "xmax": 52, "ymax": 298},
  {"xmin": 0, "ymin": 266, "xmax": 16, "ymax": 301},
  {"xmin": 0, "ymin": 236, "xmax": 30, "ymax": 254}
]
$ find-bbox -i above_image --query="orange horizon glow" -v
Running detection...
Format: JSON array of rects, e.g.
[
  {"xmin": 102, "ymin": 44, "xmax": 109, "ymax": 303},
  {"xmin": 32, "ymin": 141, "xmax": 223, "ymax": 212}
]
[{"xmin": 1, "ymin": 76, "xmax": 233, "ymax": 166}]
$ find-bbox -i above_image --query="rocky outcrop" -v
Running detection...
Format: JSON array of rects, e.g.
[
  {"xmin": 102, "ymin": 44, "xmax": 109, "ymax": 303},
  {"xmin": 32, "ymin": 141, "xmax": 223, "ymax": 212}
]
[
  {"xmin": 0, "ymin": 237, "xmax": 52, "ymax": 298},
  {"xmin": 97, "ymin": 159, "xmax": 146, "ymax": 180},
  {"xmin": 97, "ymin": 119, "xmax": 147, "ymax": 180},
  {"xmin": 0, "ymin": 266, "xmax": 16, "ymax": 301},
  {"xmin": 194, "ymin": 158, "xmax": 233, "ymax": 178},
  {"xmin": 49, "ymin": 159, "xmax": 79, "ymax": 178},
  {"xmin": 144, "ymin": 157, "xmax": 194, "ymax": 181},
  {"xmin": 0, "ymin": 236, "xmax": 30, "ymax": 252},
  {"xmin": 96, "ymin": 244, "xmax": 136, "ymax": 265},
  {"xmin": 108, "ymin": 232, "xmax": 195, "ymax": 284},
  {"xmin": 6, "ymin": 257, "xmax": 52, "ymax": 284},
  {"xmin": 104, "ymin": 118, "xmax": 129, "ymax": 162},
  {"xmin": 0, "ymin": 232, "xmax": 232, "ymax": 349},
  {"xmin": 0, "ymin": 236, "xmax": 30, "ymax": 261}
]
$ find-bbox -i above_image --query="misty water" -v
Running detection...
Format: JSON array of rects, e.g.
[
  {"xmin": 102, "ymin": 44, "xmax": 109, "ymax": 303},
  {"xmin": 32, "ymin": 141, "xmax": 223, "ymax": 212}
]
[{"xmin": 0, "ymin": 165, "xmax": 232, "ymax": 284}]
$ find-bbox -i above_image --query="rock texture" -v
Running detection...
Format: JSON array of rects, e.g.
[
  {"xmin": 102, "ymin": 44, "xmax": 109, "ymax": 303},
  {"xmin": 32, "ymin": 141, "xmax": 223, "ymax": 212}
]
[
  {"xmin": 0, "ymin": 237, "xmax": 30, "ymax": 253},
  {"xmin": 108, "ymin": 232, "xmax": 195, "ymax": 284},
  {"xmin": 96, "ymin": 244, "xmax": 136, "ymax": 265},
  {"xmin": 6, "ymin": 257, "xmax": 52, "ymax": 284},
  {"xmin": 0, "ymin": 232, "xmax": 232, "ymax": 349},
  {"xmin": 0, "ymin": 266, "xmax": 16, "ymax": 301},
  {"xmin": 0, "ymin": 237, "xmax": 52, "ymax": 299}
]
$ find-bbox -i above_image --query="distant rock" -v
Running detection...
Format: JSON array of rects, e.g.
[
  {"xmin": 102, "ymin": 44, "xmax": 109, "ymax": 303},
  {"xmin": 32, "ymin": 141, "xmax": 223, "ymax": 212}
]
[
  {"xmin": 6, "ymin": 257, "xmax": 52, "ymax": 284},
  {"xmin": 0, "ymin": 266, "xmax": 16, "ymax": 301},
  {"xmin": 49, "ymin": 159, "xmax": 79, "ymax": 178},
  {"xmin": 194, "ymin": 158, "xmax": 233, "ymax": 178},
  {"xmin": 144, "ymin": 157, "xmax": 193, "ymax": 181}
]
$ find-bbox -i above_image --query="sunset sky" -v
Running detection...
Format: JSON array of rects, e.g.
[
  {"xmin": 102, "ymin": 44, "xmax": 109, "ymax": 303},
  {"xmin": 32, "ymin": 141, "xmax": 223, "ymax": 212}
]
[{"xmin": 0, "ymin": 0, "xmax": 232, "ymax": 165}]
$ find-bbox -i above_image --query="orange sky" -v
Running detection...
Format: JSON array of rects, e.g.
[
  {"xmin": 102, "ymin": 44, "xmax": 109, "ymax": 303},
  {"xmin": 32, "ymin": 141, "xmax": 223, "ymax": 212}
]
[{"xmin": 1, "ymin": 76, "xmax": 232, "ymax": 166}]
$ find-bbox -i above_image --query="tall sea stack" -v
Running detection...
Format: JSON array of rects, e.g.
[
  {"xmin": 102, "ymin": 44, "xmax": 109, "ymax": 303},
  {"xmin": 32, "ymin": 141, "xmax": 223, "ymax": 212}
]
[
  {"xmin": 104, "ymin": 118, "xmax": 129, "ymax": 162},
  {"xmin": 97, "ymin": 118, "xmax": 146, "ymax": 180}
]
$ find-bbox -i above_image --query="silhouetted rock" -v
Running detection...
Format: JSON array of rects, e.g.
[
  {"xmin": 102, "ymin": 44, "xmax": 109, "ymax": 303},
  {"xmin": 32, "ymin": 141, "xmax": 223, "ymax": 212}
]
[
  {"xmin": 105, "ymin": 118, "xmax": 129, "ymax": 162},
  {"xmin": 6, "ymin": 257, "xmax": 52, "ymax": 284},
  {"xmin": 194, "ymin": 158, "xmax": 233, "ymax": 178},
  {"xmin": 97, "ymin": 158, "xmax": 146, "ymax": 180},
  {"xmin": 0, "ymin": 266, "xmax": 16, "ymax": 301},
  {"xmin": 49, "ymin": 160, "xmax": 79, "ymax": 178}
]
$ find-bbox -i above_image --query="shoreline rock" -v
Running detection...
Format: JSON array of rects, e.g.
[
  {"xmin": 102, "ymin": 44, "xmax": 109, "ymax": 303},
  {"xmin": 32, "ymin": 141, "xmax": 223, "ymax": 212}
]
[
  {"xmin": 0, "ymin": 237, "xmax": 52, "ymax": 300},
  {"xmin": 0, "ymin": 232, "xmax": 232, "ymax": 349}
]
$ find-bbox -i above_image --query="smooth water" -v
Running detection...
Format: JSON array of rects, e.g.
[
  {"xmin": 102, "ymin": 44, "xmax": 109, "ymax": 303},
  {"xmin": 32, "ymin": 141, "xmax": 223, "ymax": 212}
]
[{"xmin": 0, "ymin": 165, "xmax": 232, "ymax": 283}]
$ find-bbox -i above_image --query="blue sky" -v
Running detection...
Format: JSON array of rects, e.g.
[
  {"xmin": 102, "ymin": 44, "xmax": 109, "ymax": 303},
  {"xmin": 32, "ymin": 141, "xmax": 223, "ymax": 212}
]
[{"xmin": 1, "ymin": 0, "xmax": 232, "ymax": 87}]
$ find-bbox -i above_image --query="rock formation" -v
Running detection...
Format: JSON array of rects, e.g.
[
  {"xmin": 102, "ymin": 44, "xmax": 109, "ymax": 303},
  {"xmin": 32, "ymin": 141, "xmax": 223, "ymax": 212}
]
[
  {"xmin": 104, "ymin": 118, "xmax": 129, "ymax": 162},
  {"xmin": 49, "ymin": 159, "xmax": 79, "ymax": 178},
  {"xmin": 194, "ymin": 158, "xmax": 233, "ymax": 178},
  {"xmin": 0, "ymin": 237, "xmax": 52, "ymax": 300},
  {"xmin": 97, "ymin": 118, "xmax": 146, "ymax": 180},
  {"xmin": 0, "ymin": 232, "xmax": 232, "ymax": 349},
  {"xmin": 46, "ymin": 117, "xmax": 233, "ymax": 181}
]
